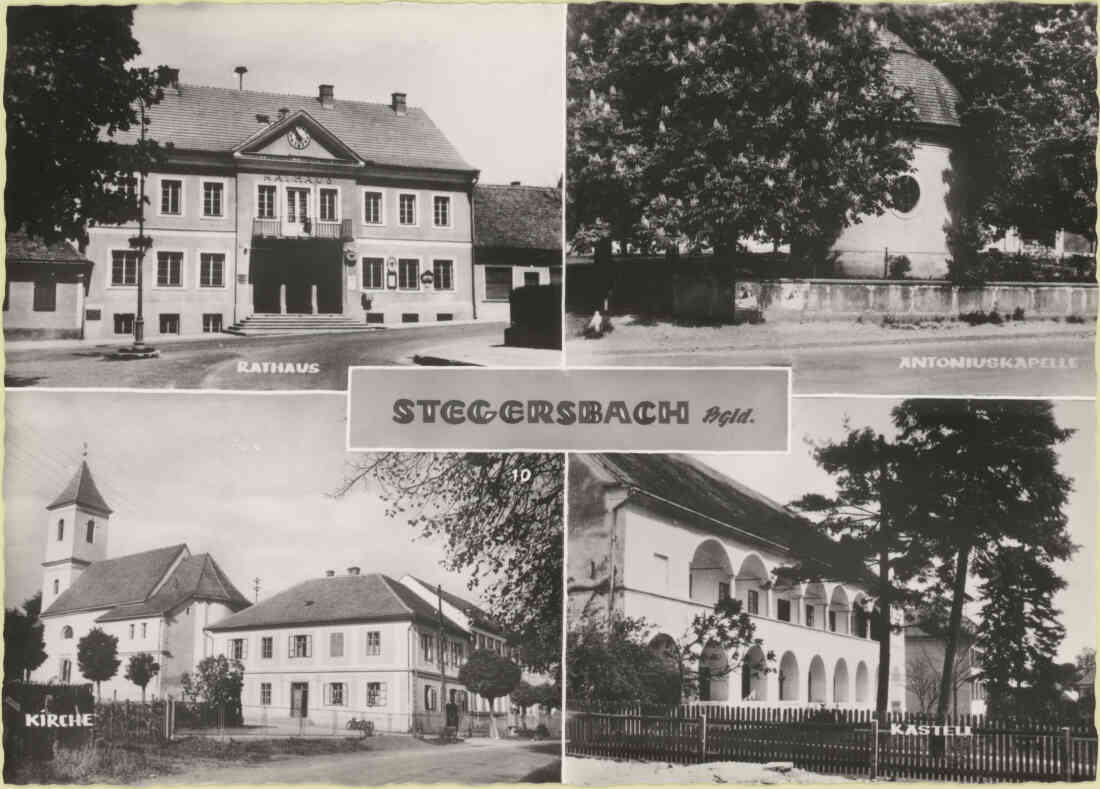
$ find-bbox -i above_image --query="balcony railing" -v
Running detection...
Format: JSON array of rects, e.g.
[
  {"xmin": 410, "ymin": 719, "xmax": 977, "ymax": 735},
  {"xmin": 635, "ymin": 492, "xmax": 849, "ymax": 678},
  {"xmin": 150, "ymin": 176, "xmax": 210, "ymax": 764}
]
[{"xmin": 252, "ymin": 218, "xmax": 353, "ymax": 241}]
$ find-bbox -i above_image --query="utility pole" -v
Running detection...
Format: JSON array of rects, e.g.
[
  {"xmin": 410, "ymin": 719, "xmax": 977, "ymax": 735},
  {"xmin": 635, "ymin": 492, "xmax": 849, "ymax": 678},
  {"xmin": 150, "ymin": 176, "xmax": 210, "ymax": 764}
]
[{"xmin": 437, "ymin": 584, "xmax": 447, "ymax": 720}]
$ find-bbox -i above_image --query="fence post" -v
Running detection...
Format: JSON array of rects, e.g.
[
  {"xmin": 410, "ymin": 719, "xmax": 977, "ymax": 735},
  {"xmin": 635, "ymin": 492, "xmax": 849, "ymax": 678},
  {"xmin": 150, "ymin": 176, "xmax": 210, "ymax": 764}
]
[
  {"xmin": 871, "ymin": 718, "xmax": 879, "ymax": 780},
  {"xmin": 699, "ymin": 713, "xmax": 707, "ymax": 762},
  {"xmin": 1063, "ymin": 726, "xmax": 1072, "ymax": 781}
]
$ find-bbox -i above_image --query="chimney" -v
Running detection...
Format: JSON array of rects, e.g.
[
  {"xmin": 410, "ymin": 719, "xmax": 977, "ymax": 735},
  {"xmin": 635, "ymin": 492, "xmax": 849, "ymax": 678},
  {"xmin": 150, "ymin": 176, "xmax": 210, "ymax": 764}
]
[
  {"xmin": 325, "ymin": 570, "xmax": 335, "ymax": 577},
  {"xmin": 510, "ymin": 181, "xmax": 522, "ymax": 186},
  {"xmin": 391, "ymin": 92, "xmax": 407, "ymax": 116},
  {"xmin": 278, "ymin": 107, "xmax": 290, "ymax": 120},
  {"xmin": 164, "ymin": 67, "xmax": 181, "ymax": 92},
  {"xmin": 319, "ymin": 84, "xmax": 334, "ymax": 109},
  {"xmin": 256, "ymin": 113, "xmax": 270, "ymax": 125},
  {"xmin": 347, "ymin": 566, "xmax": 361, "ymax": 576}
]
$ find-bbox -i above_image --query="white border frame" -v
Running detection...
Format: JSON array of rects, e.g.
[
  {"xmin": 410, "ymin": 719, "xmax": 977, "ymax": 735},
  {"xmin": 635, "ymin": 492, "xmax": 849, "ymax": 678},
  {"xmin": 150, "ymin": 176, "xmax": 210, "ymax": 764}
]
[
  {"xmin": 429, "ymin": 257, "xmax": 456, "ymax": 292},
  {"xmin": 361, "ymin": 187, "xmax": 387, "ymax": 227},
  {"xmin": 105, "ymin": 247, "xmax": 140, "ymax": 290},
  {"xmin": 155, "ymin": 175, "xmax": 186, "ymax": 218},
  {"xmin": 151, "ymin": 248, "xmax": 187, "ymax": 291},
  {"xmin": 255, "ymin": 181, "xmax": 279, "ymax": 221},
  {"xmin": 396, "ymin": 255, "xmax": 423, "ymax": 291},
  {"xmin": 430, "ymin": 193, "xmax": 453, "ymax": 230},
  {"xmin": 196, "ymin": 248, "xmax": 231, "ymax": 290},
  {"xmin": 361, "ymin": 255, "xmax": 386, "ymax": 291},
  {"xmin": 199, "ymin": 177, "xmax": 230, "ymax": 220},
  {"xmin": 397, "ymin": 192, "xmax": 419, "ymax": 228}
]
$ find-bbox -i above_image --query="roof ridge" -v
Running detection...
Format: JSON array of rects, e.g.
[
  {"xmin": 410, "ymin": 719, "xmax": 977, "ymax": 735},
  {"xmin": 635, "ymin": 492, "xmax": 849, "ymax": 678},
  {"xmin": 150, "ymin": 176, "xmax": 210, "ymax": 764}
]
[
  {"xmin": 175, "ymin": 82, "xmax": 420, "ymax": 112},
  {"xmin": 378, "ymin": 574, "xmax": 417, "ymax": 615}
]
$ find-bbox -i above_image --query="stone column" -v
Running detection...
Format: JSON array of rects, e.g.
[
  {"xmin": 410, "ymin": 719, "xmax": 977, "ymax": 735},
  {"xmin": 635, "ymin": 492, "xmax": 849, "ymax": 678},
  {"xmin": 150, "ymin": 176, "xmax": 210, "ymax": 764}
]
[
  {"xmin": 279, "ymin": 283, "xmax": 287, "ymax": 315},
  {"xmin": 311, "ymin": 283, "xmax": 318, "ymax": 315}
]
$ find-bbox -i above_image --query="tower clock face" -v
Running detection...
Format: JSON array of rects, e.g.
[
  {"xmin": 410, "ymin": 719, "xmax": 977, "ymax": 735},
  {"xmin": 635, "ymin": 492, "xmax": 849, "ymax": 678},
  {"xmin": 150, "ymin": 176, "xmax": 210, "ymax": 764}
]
[{"xmin": 287, "ymin": 126, "xmax": 312, "ymax": 151}]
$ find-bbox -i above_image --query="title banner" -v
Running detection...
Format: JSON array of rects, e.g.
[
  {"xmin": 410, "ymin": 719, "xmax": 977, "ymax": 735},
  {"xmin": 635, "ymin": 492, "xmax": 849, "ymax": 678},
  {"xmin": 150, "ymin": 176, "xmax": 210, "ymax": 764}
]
[{"xmin": 347, "ymin": 367, "xmax": 789, "ymax": 452}]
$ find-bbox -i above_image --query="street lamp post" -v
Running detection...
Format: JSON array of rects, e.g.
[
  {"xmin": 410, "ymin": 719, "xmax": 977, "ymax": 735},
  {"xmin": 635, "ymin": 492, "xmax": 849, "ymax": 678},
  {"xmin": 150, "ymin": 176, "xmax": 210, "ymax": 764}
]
[{"xmin": 116, "ymin": 97, "xmax": 158, "ymax": 359}]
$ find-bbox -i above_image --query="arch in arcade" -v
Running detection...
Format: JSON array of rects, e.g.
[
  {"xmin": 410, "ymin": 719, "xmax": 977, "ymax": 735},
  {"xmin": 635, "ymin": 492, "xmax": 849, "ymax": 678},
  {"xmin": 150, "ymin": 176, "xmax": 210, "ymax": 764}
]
[
  {"xmin": 808, "ymin": 655, "xmax": 828, "ymax": 703},
  {"xmin": 700, "ymin": 640, "xmax": 730, "ymax": 702},
  {"xmin": 833, "ymin": 658, "xmax": 851, "ymax": 704},
  {"xmin": 829, "ymin": 585, "xmax": 851, "ymax": 634},
  {"xmin": 740, "ymin": 644, "xmax": 769, "ymax": 701},
  {"xmin": 779, "ymin": 651, "xmax": 800, "ymax": 701},
  {"xmin": 855, "ymin": 660, "xmax": 871, "ymax": 704},
  {"xmin": 736, "ymin": 553, "xmax": 770, "ymax": 616},
  {"xmin": 690, "ymin": 539, "xmax": 734, "ymax": 604}
]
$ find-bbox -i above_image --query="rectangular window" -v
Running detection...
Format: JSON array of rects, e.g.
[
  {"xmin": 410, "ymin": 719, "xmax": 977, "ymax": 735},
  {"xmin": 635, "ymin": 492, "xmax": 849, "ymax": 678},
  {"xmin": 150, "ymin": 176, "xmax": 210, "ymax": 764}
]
[
  {"xmin": 367, "ymin": 682, "xmax": 387, "ymax": 707},
  {"xmin": 330, "ymin": 632, "xmax": 344, "ymax": 658},
  {"xmin": 829, "ymin": 611, "xmax": 837, "ymax": 632},
  {"xmin": 111, "ymin": 250, "xmax": 139, "ymax": 286},
  {"xmin": 436, "ymin": 313, "xmax": 453, "ymax": 321},
  {"xmin": 401, "ymin": 312, "xmax": 419, "ymax": 323},
  {"xmin": 85, "ymin": 521, "xmax": 95, "ymax": 544},
  {"xmin": 366, "ymin": 312, "xmax": 384, "ymax": 324},
  {"xmin": 399, "ymin": 193, "xmax": 416, "ymax": 225},
  {"xmin": 159, "ymin": 313, "xmax": 180, "ymax": 335},
  {"xmin": 261, "ymin": 637, "xmax": 273, "ymax": 659},
  {"xmin": 32, "ymin": 279, "xmax": 56, "ymax": 312},
  {"xmin": 129, "ymin": 624, "xmax": 135, "ymax": 639},
  {"xmin": 319, "ymin": 188, "xmax": 338, "ymax": 222},
  {"xmin": 777, "ymin": 599, "xmax": 791, "ymax": 623},
  {"xmin": 156, "ymin": 252, "xmax": 183, "ymax": 287},
  {"xmin": 484, "ymin": 266, "xmax": 512, "ymax": 301},
  {"xmin": 432, "ymin": 260, "xmax": 454, "ymax": 291},
  {"xmin": 363, "ymin": 258, "xmax": 384, "ymax": 290},
  {"xmin": 141, "ymin": 623, "xmax": 147, "ymax": 638},
  {"xmin": 202, "ymin": 313, "xmax": 223, "ymax": 333},
  {"xmin": 433, "ymin": 195, "xmax": 451, "ymax": 227},
  {"xmin": 398, "ymin": 258, "xmax": 419, "ymax": 290},
  {"xmin": 160, "ymin": 179, "xmax": 182, "ymax": 215},
  {"xmin": 718, "ymin": 582, "xmax": 730, "ymax": 601},
  {"xmin": 524, "ymin": 271, "xmax": 541, "ymax": 288},
  {"xmin": 421, "ymin": 633, "xmax": 434, "ymax": 662},
  {"xmin": 199, "ymin": 253, "xmax": 225, "ymax": 288},
  {"xmin": 290, "ymin": 634, "xmax": 311, "ymax": 658},
  {"xmin": 366, "ymin": 631, "xmax": 381, "ymax": 656},
  {"xmin": 230, "ymin": 638, "xmax": 246, "ymax": 660},
  {"xmin": 327, "ymin": 682, "xmax": 345, "ymax": 706},
  {"xmin": 747, "ymin": 589, "xmax": 760, "ymax": 615},
  {"xmin": 257, "ymin": 185, "xmax": 277, "ymax": 219},
  {"xmin": 203, "ymin": 181, "xmax": 224, "ymax": 217},
  {"xmin": 260, "ymin": 683, "xmax": 272, "ymax": 705},
  {"xmin": 805, "ymin": 605, "xmax": 815, "ymax": 628},
  {"xmin": 364, "ymin": 191, "xmax": 383, "ymax": 225},
  {"xmin": 113, "ymin": 313, "xmax": 135, "ymax": 335}
]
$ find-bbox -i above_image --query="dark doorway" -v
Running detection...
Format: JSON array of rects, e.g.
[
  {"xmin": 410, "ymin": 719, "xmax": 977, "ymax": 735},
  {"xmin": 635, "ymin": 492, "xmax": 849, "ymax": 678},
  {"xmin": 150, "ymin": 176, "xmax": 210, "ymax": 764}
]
[
  {"xmin": 251, "ymin": 242, "xmax": 342, "ymax": 314},
  {"xmin": 290, "ymin": 682, "xmax": 309, "ymax": 718}
]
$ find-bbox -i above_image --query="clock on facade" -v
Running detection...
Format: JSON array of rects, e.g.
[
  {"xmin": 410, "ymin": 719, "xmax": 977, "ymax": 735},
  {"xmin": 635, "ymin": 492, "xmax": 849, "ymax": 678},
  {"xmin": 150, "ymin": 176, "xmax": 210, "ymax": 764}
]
[{"xmin": 287, "ymin": 126, "xmax": 312, "ymax": 151}]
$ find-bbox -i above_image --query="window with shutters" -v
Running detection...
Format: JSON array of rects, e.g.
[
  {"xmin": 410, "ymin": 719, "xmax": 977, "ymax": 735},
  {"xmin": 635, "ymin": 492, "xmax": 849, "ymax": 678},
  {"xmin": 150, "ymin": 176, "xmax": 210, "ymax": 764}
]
[
  {"xmin": 230, "ymin": 638, "xmax": 246, "ymax": 660},
  {"xmin": 327, "ymin": 682, "xmax": 345, "ymax": 706},
  {"xmin": 367, "ymin": 682, "xmax": 387, "ymax": 707},
  {"xmin": 290, "ymin": 634, "xmax": 311, "ymax": 658},
  {"xmin": 366, "ymin": 631, "xmax": 381, "ymax": 656}
]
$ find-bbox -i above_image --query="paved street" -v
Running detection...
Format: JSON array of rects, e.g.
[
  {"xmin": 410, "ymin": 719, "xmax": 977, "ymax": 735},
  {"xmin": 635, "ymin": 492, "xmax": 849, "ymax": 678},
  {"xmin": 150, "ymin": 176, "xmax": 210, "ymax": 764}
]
[
  {"xmin": 143, "ymin": 739, "xmax": 560, "ymax": 785},
  {"xmin": 4, "ymin": 323, "xmax": 522, "ymax": 390},
  {"xmin": 568, "ymin": 331, "xmax": 1096, "ymax": 397}
]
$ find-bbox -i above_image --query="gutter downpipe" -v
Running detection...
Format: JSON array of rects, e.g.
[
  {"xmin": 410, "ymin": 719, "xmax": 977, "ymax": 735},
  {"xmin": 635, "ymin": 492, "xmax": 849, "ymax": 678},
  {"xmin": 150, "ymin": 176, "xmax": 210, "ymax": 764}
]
[{"xmin": 469, "ymin": 173, "xmax": 479, "ymax": 320}]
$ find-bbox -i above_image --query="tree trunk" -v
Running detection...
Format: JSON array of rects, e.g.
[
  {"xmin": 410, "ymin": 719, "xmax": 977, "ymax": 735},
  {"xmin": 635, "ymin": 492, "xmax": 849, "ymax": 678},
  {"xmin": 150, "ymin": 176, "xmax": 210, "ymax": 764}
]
[
  {"xmin": 141, "ymin": 686, "xmax": 147, "ymax": 704},
  {"xmin": 936, "ymin": 541, "xmax": 972, "ymax": 721}
]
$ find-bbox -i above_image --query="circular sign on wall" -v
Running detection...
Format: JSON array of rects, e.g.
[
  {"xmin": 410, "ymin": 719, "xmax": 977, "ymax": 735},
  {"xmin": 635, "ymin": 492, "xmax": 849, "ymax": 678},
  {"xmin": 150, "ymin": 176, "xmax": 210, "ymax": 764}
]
[
  {"xmin": 890, "ymin": 175, "xmax": 920, "ymax": 215},
  {"xmin": 420, "ymin": 270, "xmax": 435, "ymax": 285}
]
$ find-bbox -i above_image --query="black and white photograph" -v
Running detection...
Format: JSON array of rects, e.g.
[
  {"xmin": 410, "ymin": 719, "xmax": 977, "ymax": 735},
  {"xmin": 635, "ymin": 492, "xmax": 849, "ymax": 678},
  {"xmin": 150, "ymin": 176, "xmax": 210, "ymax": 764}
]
[
  {"xmin": 2, "ymin": 391, "xmax": 563, "ymax": 784},
  {"xmin": 4, "ymin": 2, "xmax": 564, "ymax": 390},
  {"xmin": 565, "ymin": 3, "xmax": 1097, "ymax": 396},
  {"xmin": 565, "ymin": 398, "xmax": 1097, "ymax": 783}
]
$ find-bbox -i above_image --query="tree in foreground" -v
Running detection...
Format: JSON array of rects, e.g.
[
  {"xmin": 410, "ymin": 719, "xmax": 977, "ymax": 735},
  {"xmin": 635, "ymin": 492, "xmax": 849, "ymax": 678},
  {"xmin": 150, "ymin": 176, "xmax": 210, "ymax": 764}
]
[
  {"xmin": 76, "ymin": 627, "xmax": 120, "ymax": 699},
  {"xmin": 458, "ymin": 648, "xmax": 522, "ymax": 739},
  {"xmin": 336, "ymin": 453, "xmax": 563, "ymax": 677},
  {"xmin": 890, "ymin": 4, "xmax": 1097, "ymax": 265},
  {"xmin": 124, "ymin": 652, "xmax": 160, "ymax": 703},
  {"xmin": 3, "ymin": 592, "xmax": 48, "ymax": 682},
  {"xmin": 181, "ymin": 655, "xmax": 245, "ymax": 726},
  {"xmin": 892, "ymin": 399, "xmax": 1075, "ymax": 722},
  {"xmin": 568, "ymin": 3, "xmax": 917, "ymax": 264},
  {"xmin": 5, "ymin": 5, "xmax": 172, "ymax": 247},
  {"xmin": 787, "ymin": 427, "xmax": 935, "ymax": 717}
]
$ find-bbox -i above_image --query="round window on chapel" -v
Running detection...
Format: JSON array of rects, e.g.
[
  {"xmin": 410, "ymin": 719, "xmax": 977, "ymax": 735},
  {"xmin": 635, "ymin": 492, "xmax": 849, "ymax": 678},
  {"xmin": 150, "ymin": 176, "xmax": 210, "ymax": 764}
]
[{"xmin": 890, "ymin": 175, "xmax": 920, "ymax": 214}]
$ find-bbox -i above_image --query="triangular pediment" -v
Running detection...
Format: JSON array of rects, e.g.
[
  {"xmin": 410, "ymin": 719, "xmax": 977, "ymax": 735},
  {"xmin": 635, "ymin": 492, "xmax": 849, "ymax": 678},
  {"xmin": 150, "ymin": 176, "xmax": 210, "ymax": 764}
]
[{"xmin": 233, "ymin": 109, "xmax": 363, "ymax": 165}]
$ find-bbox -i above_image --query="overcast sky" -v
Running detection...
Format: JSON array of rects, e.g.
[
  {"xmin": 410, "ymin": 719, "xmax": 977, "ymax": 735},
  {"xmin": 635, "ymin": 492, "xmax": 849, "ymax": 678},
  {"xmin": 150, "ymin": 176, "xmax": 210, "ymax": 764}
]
[
  {"xmin": 703, "ymin": 397, "xmax": 1097, "ymax": 663},
  {"xmin": 129, "ymin": 3, "xmax": 564, "ymax": 186},
  {"xmin": 3, "ymin": 391, "xmax": 491, "ymax": 612}
]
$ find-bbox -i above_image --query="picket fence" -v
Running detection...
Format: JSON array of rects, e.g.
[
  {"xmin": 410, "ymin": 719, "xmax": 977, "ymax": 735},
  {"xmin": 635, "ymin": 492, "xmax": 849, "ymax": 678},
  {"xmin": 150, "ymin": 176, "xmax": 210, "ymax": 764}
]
[{"xmin": 566, "ymin": 705, "xmax": 1098, "ymax": 782}]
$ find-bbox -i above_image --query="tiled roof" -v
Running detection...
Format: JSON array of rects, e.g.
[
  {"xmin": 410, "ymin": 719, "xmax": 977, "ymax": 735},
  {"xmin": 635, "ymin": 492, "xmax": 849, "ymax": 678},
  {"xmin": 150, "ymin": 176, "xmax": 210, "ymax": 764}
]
[
  {"xmin": 47, "ymin": 461, "xmax": 113, "ymax": 515},
  {"xmin": 207, "ymin": 573, "xmax": 465, "ymax": 633},
  {"xmin": 590, "ymin": 454, "xmax": 864, "ymax": 580},
  {"xmin": 110, "ymin": 84, "xmax": 474, "ymax": 172},
  {"xmin": 474, "ymin": 184, "xmax": 562, "ymax": 251},
  {"xmin": 880, "ymin": 30, "xmax": 961, "ymax": 128},
  {"xmin": 43, "ymin": 544, "xmax": 188, "ymax": 617},
  {"xmin": 408, "ymin": 576, "xmax": 503, "ymax": 635},
  {"xmin": 96, "ymin": 554, "xmax": 251, "ymax": 622},
  {"xmin": 6, "ymin": 232, "xmax": 92, "ymax": 266}
]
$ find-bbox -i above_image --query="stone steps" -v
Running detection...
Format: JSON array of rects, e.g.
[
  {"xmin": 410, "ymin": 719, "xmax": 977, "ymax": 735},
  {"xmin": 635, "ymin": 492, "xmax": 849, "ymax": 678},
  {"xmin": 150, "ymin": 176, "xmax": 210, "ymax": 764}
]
[{"xmin": 226, "ymin": 313, "xmax": 383, "ymax": 336}]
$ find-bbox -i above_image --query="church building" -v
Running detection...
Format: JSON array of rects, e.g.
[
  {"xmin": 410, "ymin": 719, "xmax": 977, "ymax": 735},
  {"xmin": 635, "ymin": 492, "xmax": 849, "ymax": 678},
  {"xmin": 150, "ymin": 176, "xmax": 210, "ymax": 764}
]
[{"xmin": 33, "ymin": 459, "xmax": 250, "ymax": 699}]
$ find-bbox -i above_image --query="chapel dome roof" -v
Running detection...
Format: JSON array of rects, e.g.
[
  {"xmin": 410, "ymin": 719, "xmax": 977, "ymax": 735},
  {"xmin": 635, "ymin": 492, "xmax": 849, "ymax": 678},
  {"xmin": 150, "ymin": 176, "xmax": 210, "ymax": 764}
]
[{"xmin": 879, "ymin": 29, "xmax": 961, "ymax": 128}]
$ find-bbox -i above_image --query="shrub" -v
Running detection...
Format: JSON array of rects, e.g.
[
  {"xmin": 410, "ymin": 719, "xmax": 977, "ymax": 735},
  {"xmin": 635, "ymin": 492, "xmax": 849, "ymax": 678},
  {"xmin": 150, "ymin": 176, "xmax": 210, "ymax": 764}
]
[
  {"xmin": 1067, "ymin": 314, "xmax": 1087, "ymax": 324},
  {"xmin": 535, "ymin": 723, "xmax": 551, "ymax": 739},
  {"xmin": 1011, "ymin": 307, "xmax": 1026, "ymax": 321},
  {"xmin": 887, "ymin": 254, "xmax": 912, "ymax": 279}
]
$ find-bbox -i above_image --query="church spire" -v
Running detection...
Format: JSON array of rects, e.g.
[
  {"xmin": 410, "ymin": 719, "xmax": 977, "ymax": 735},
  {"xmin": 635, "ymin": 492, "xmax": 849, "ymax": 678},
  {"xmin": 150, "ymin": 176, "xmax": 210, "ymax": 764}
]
[{"xmin": 47, "ymin": 455, "xmax": 113, "ymax": 516}]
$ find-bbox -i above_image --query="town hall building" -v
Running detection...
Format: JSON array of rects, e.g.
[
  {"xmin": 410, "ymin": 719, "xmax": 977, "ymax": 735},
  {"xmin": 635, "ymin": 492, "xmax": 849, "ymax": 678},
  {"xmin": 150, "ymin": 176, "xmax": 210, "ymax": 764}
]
[
  {"xmin": 33, "ymin": 459, "xmax": 250, "ymax": 700},
  {"xmin": 4, "ymin": 73, "xmax": 557, "ymax": 340}
]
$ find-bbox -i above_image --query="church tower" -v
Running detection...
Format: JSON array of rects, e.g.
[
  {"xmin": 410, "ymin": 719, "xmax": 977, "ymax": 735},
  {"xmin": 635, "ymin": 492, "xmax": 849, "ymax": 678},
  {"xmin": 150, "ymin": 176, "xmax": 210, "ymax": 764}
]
[{"xmin": 42, "ymin": 457, "xmax": 112, "ymax": 609}]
